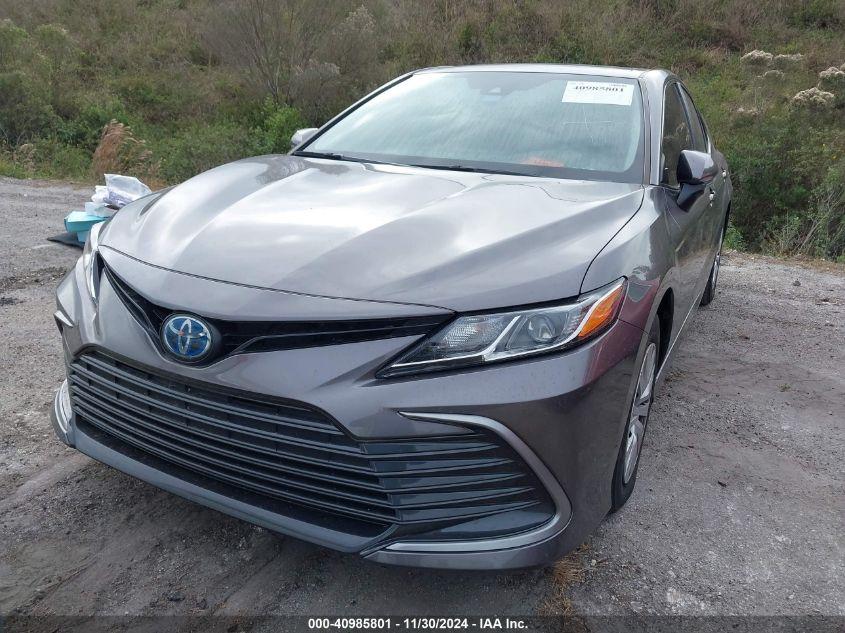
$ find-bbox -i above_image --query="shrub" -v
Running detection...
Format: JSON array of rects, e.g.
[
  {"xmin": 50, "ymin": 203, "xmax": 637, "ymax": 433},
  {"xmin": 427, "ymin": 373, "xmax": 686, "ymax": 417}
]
[
  {"xmin": 726, "ymin": 105, "xmax": 844, "ymax": 256},
  {"xmin": 791, "ymin": 87, "xmax": 836, "ymax": 110},
  {"xmin": 155, "ymin": 121, "xmax": 265, "ymax": 183},
  {"xmin": 723, "ymin": 223, "xmax": 746, "ymax": 251},
  {"xmin": 23, "ymin": 137, "xmax": 91, "ymax": 180},
  {"xmin": 0, "ymin": 70, "xmax": 58, "ymax": 142},
  {"xmin": 0, "ymin": 18, "xmax": 38, "ymax": 71},
  {"xmin": 57, "ymin": 101, "xmax": 129, "ymax": 152},
  {"xmin": 788, "ymin": 0, "xmax": 843, "ymax": 29},
  {"xmin": 0, "ymin": 144, "xmax": 30, "ymax": 179},
  {"xmin": 773, "ymin": 53, "xmax": 804, "ymax": 69},
  {"xmin": 457, "ymin": 23, "xmax": 483, "ymax": 62},
  {"xmin": 113, "ymin": 76, "xmax": 193, "ymax": 124},
  {"xmin": 817, "ymin": 67, "xmax": 845, "ymax": 106},
  {"xmin": 255, "ymin": 100, "xmax": 309, "ymax": 154},
  {"xmin": 792, "ymin": 161, "xmax": 845, "ymax": 258},
  {"xmin": 740, "ymin": 50, "xmax": 773, "ymax": 66}
]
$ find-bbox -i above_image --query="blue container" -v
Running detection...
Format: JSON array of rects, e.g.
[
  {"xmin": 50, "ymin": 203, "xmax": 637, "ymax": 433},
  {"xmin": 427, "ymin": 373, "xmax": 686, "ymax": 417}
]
[{"xmin": 64, "ymin": 211, "xmax": 106, "ymax": 244}]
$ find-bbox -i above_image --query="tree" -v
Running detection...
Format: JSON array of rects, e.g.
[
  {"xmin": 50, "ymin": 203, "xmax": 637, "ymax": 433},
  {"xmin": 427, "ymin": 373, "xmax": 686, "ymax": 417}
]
[{"xmin": 203, "ymin": 0, "xmax": 352, "ymax": 103}]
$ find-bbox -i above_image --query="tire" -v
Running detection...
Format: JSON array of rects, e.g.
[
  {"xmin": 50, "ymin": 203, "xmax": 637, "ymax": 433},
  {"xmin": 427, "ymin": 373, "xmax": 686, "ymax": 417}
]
[
  {"xmin": 700, "ymin": 223, "xmax": 725, "ymax": 306},
  {"xmin": 610, "ymin": 319, "xmax": 660, "ymax": 512}
]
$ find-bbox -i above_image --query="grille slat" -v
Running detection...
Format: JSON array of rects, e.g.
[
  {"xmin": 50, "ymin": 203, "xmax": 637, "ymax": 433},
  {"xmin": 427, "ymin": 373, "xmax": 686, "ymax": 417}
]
[
  {"xmin": 71, "ymin": 393, "xmax": 383, "ymax": 490},
  {"xmin": 73, "ymin": 400, "xmax": 395, "ymax": 510},
  {"xmin": 70, "ymin": 352, "xmax": 553, "ymax": 533},
  {"xmin": 71, "ymin": 366, "xmax": 366, "ymax": 458},
  {"xmin": 79, "ymin": 353, "xmax": 344, "ymax": 437},
  {"xmin": 72, "ymin": 383, "xmax": 374, "ymax": 478},
  {"xmin": 79, "ymin": 410, "xmax": 398, "ymax": 523}
]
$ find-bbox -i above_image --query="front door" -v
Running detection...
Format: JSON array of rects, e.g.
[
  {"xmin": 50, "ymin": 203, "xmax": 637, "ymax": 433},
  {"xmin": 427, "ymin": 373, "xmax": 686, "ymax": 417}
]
[{"xmin": 660, "ymin": 82, "xmax": 713, "ymax": 315}]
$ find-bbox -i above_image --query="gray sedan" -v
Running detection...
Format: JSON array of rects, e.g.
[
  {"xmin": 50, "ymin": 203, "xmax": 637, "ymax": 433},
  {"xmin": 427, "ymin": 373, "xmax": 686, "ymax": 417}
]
[{"xmin": 52, "ymin": 64, "xmax": 731, "ymax": 569}]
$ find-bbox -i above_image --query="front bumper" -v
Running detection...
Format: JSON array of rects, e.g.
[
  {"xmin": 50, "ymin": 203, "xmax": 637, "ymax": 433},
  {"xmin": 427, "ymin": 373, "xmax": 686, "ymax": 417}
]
[
  {"xmin": 51, "ymin": 251, "xmax": 646, "ymax": 569},
  {"xmin": 52, "ymin": 393, "xmax": 575, "ymax": 569}
]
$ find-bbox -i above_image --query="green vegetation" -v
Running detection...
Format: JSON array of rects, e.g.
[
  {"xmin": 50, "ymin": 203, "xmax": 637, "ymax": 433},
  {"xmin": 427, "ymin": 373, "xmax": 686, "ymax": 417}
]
[{"xmin": 1, "ymin": 0, "xmax": 843, "ymax": 258}]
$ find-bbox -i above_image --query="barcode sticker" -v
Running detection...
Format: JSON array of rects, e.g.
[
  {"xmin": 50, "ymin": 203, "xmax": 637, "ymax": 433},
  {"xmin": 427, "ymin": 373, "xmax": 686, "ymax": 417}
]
[{"xmin": 562, "ymin": 81, "xmax": 635, "ymax": 106}]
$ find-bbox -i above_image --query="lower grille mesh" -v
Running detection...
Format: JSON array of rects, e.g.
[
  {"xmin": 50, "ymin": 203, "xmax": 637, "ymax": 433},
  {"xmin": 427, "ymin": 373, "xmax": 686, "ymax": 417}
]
[{"xmin": 69, "ymin": 352, "xmax": 553, "ymax": 536}]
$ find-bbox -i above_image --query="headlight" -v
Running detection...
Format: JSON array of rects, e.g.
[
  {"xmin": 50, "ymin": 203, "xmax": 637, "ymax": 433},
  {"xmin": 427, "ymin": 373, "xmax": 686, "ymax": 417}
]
[
  {"xmin": 378, "ymin": 278, "xmax": 626, "ymax": 378},
  {"xmin": 82, "ymin": 221, "xmax": 104, "ymax": 302}
]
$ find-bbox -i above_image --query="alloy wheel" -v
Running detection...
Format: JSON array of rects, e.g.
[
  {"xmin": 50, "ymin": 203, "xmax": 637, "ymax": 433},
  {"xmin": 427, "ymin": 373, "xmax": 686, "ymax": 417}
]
[{"xmin": 623, "ymin": 342, "xmax": 657, "ymax": 484}]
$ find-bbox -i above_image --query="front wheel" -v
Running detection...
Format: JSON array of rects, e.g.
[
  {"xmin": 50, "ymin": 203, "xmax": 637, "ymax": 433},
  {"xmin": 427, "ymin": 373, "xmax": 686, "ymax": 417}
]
[{"xmin": 610, "ymin": 320, "xmax": 660, "ymax": 512}]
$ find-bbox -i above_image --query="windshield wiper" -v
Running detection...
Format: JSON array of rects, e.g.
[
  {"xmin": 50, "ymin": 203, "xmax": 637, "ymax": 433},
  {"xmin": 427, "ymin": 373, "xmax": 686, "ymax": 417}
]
[
  {"xmin": 295, "ymin": 153, "xmax": 527, "ymax": 177},
  {"xmin": 293, "ymin": 151, "xmax": 394, "ymax": 166},
  {"xmin": 407, "ymin": 163, "xmax": 526, "ymax": 177},
  {"xmin": 293, "ymin": 151, "xmax": 345, "ymax": 160}
]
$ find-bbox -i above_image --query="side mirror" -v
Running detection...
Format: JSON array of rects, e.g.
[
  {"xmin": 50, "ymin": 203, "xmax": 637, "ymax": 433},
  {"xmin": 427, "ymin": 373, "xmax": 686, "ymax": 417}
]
[
  {"xmin": 677, "ymin": 150, "xmax": 717, "ymax": 186},
  {"xmin": 676, "ymin": 150, "xmax": 717, "ymax": 209},
  {"xmin": 290, "ymin": 128, "xmax": 318, "ymax": 150}
]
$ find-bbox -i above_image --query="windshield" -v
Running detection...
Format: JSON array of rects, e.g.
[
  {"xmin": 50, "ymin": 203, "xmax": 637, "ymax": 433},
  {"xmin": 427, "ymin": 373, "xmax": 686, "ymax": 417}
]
[{"xmin": 299, "ymin": 71, "xmax": 645, "ymax": 182}]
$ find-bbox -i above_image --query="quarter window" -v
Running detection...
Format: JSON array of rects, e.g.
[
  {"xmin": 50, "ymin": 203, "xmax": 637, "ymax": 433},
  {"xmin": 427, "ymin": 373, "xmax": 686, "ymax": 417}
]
[{"xmin": 660, "ymin": 84, "xmax": 693, "ymax": 187}]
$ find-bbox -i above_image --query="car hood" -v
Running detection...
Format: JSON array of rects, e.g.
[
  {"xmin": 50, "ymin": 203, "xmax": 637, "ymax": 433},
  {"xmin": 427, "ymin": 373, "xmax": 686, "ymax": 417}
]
[{"xmin": 102, "ymin": 155, "xmax": 643, "ymax": 312}]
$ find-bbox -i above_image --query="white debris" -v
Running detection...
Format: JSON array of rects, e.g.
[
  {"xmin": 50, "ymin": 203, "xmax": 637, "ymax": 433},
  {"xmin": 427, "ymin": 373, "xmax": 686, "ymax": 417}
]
[{"xmin": 104, "ymin": 174, "xmax": 151, "ymax": 208}]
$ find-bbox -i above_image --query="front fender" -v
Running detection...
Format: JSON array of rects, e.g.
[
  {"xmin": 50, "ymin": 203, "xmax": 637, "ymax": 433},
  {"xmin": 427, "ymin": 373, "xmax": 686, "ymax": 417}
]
[{"xmin": 581, "ymin": 187, "xmax": 677, "ymax": 336}]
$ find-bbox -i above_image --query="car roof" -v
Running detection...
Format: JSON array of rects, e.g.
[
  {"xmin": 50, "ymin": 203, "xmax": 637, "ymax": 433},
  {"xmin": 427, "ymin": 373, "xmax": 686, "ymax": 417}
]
[{"xmin": 416, "ymin": 64, "xmax": 672, "ymax": 81}]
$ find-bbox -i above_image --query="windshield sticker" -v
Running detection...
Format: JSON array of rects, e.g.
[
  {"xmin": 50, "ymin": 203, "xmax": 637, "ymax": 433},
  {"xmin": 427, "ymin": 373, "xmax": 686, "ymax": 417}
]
[{"xmin": 562, "ymin": 81, "xmax": 634, "ymax": 106}]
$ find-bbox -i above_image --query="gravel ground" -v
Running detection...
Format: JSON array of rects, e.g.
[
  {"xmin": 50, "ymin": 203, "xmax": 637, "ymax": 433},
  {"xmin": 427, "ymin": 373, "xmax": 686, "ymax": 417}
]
[{"xmin": 0, "ymin": 177, "xmax": 842, "ymax": 627}]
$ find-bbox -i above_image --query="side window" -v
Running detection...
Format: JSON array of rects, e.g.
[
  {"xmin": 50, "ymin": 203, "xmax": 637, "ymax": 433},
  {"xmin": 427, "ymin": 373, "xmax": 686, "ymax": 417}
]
[
  {"xmin": 660, "ymin": 84, "xmax": 693, "ymax": 187},
  {"xmin": 679, "ymin": 87, "xmax": 707, "ymax": 152}
]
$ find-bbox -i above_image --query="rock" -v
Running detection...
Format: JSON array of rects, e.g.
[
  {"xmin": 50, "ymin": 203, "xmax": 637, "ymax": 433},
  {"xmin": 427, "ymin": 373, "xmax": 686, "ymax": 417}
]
[
  {"xmin": 166, "ymin": 591, "xmax": 185, "ymax": 602},
  {"xmin": 792, "ymin": 280, "xmax": 801, "ymax": 286},
  {"xmin": 197, "ymin": 597, "xmax": 208, "ymax": 609}
]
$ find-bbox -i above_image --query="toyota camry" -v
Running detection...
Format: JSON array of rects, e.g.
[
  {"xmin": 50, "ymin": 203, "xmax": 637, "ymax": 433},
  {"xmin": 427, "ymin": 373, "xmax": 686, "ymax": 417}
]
[{"xmin": 52, "ymin": 64, "xmax": 731, "ymax": 569}]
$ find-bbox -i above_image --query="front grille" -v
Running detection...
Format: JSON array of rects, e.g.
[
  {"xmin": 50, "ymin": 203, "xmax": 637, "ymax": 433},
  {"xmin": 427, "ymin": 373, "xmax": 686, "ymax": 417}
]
[
  {"xmin": 103, "ymin": 264, "xmax": 448, "ymax": 362},
  {"xmin": 69, "ymin": 352, "xmax": 553, "ymax": 539}
]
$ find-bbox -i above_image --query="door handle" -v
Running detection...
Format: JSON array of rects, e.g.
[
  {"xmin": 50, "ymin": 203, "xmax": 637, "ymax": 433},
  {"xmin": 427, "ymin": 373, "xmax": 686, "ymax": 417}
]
[
  {"xmin": 708, "ymin": 187, "xmax": 716, "ymax": 204},
  {"xmin": 721, "ymin": 168, "xmax": 727, "ymax": 178}
]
